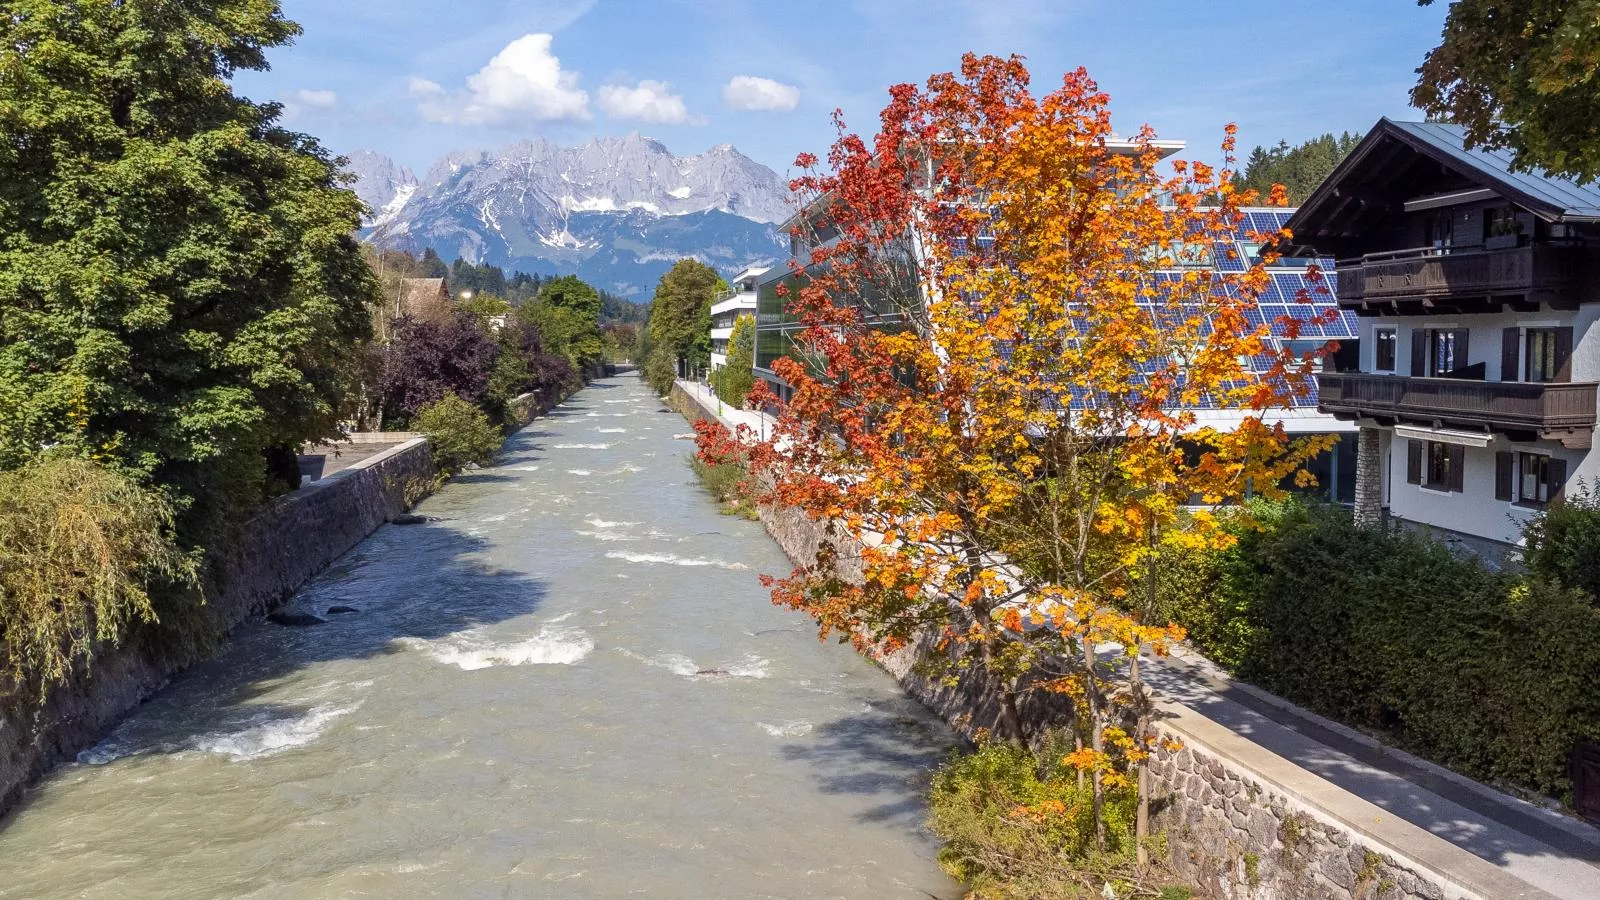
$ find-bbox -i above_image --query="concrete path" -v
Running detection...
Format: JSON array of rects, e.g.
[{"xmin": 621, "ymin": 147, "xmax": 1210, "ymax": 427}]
[
  {"xmin": 676, "ymin": 377, "xmax": 1600, "ymax": 899},
  {"xmin": 1142, "ymin": 650, "xmax": 1600, "ymax": 900}
]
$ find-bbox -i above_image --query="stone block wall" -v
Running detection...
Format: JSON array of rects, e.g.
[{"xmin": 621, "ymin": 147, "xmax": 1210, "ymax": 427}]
[
  {"xmin": 0, "ymin": 438, "xmax": 435, "ymax": 817},
  {"xmin": 1149, "ymin": 739, "xmax": 1464, "ymax": 900}
]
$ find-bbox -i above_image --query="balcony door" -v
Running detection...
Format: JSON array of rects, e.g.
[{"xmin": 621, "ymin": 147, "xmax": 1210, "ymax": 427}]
[{"xmin": 1411, "ymin": 328, "xmax": 1469, "ymax": 377}]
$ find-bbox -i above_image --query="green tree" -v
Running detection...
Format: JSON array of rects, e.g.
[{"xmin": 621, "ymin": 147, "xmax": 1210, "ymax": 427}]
[
  {"xmin": 539, "ymin": 274, "xmax": 603, "ymax": 323},
  {"xmin": 0, "ymin": 0, "xmax": 375, "ymax": 519},
  {"xmin": 516, "ymin": 301, "xmax": 603, "ymax": 369},
  {"xmin": 418, "ymin": 248, "xmax": 450, "ymax": 278},
  {"xmin": 1414, "ymin": 0, "xmax": 1600, "ymax": 183},
  {"xmin": 1236, "ymin": 132, "xmax": 1363, "ymax": 203},
  {"xmin": 412, "ymin": 394, "xmax": 503, "ymax": 473},
  {"xmin": 646, "ymin": 259, "xmax": 724, "ymax": 383},
  {"xmin": 712, "ymin": 317, "xmax": 756, "ymax": 406}
]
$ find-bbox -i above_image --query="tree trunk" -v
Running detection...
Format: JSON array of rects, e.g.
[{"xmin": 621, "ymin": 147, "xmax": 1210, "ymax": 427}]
[
  {"xmin": 997, "ymin": 681, "xmax": 1024, "ymax": 744},
  {"xmin": 1082, "ymin": 636, "xmax": 1106, "ymax": 851},
  {"xmin": 1131, "ymin": 652, "xmax": 1150, "ymax": 869}
]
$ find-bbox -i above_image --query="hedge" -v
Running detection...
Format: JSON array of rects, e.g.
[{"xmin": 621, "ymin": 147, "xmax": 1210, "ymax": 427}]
[{"xmin": 1152, "ymin": 500, "xmax": 1600, "ymax": 799}]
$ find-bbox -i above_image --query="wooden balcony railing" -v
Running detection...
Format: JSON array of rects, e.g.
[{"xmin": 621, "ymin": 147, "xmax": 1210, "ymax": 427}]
[
  {"xmin": 1318, "ymin": 372, "xmax": 1598, "ymax": 446},
  {"xmin": 1335, "ymin": 244, "xmax": 1587, "ymax": 310}
]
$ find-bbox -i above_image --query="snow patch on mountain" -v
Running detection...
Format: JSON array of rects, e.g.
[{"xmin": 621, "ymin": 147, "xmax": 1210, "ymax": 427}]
[{"xmin": 350, "ymin": 134, "xmax": 787, "ymax": 297}]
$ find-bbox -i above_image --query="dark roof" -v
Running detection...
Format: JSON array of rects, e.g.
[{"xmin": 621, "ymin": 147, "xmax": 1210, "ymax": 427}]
[
  {"xmin": 1386, "ymin": 120, "xmax": 1600, "ymax": 220},
  {"xmin": 1290, "ymin": 118, "xmax": 1600, "ymax": 239}
]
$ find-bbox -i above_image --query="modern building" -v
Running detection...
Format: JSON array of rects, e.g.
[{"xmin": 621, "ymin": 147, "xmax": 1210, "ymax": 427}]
[
  {"xmin": 709, "ymin": 265, "xmax": 770, "ymax": 372},
  {"xmin": 753, "ymin": 169, "xmax": 1362, "ymax": 503},
  {"xmin": 1294, "ymin": 118, "xmax": 1600, "ymax": 554}
]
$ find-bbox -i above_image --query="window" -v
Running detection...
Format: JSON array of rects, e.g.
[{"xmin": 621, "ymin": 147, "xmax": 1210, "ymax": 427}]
[
  {"xmin": 1426, "ymin": 213, "xmax": 1455, "ymax": 254},
  {"xmin": 1283, "ymin": 340, "xmax": 1329, "ymax": 372},
  {"xmin": 1407, "ymin": 439, "xmax": 1464, "ymax": 492},
  {"xmin": 1374, "ymin": 328, "xmax": 1397, "ymax": 372},
  {"xmin": 1426, "ymin": 442, "xmax": 1457, "ymax": 490},
  {"xmin": 1427, "ymin": 329, "xmax": 1465, "ymax": 377},
  {"xmin": 1497, "ymin": 451, "xmax": 1568, "ymax": 506},
  {"xmin": 1526, "ymin": 328, "xmax": 1561, "ymax": 382},
  {"xmin": 1520, "ymin": 453, "xmax": 1552, "ymax": 504}
]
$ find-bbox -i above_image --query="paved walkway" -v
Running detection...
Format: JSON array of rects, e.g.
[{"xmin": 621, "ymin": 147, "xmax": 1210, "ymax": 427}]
[
  {"xmin": 1144, "ymin": 649, "xmax": 1600, "ymax": 899},
  {"xmin": 675, "ymin": 377, "xmax": 1600, "ymax": 900}
]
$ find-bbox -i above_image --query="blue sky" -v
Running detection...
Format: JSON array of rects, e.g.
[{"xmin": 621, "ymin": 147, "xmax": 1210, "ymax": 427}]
[{"xmin": 235, "ymin": 0, "xmax": 1453, "ymax": 178}]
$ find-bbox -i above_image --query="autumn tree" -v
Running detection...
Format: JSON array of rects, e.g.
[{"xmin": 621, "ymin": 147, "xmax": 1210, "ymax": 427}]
[
  {"xmin": 703, "ymin": 55, "xmax": 1331, "ymax": 856},
  {"xmin": 1413, "ymin": 0, "xmax": 1600, "ymax": 183}
]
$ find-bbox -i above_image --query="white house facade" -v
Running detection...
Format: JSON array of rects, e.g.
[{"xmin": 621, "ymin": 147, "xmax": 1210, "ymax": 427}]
[
  {"xmin": 709, "ymin": 265, "xmax": 769, "ymax": 372},
  {"xmin": 1298, "ymin": 119, "xmax": 1600, "ymax": 555}
]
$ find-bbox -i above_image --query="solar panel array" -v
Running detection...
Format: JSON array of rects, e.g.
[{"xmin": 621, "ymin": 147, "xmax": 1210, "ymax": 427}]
[{"xmin": 1225, "ymin": 209, "xmax": 1356, "ymax": 409}]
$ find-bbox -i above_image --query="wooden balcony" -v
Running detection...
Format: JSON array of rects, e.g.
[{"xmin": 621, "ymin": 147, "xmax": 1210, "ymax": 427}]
[
  {"xmin": 1335, "ymin": 244, "xmax": 1588, "ymax": 314},
  {"xmin": 1318, "ymin": 372, "xmax": 1598, "ymax": 447}
]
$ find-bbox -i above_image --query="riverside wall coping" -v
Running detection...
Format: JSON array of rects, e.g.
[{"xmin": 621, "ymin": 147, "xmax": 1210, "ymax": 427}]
[{"xmin": 1156, "ymin": 699, "xmax": 1557, "ymax": 900}]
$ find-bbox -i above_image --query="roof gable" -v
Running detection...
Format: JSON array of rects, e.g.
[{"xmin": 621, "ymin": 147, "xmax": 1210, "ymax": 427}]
[{"xmin": 1288, "ymin": 118, "xmax": 1600, "ymax": 242}]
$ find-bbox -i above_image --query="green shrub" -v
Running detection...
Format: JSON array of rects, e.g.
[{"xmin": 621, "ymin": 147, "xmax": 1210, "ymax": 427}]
[
  {"xmin": 929, "ymin": 739, "xmax": 1145, "ymax": 899},
  {"xmin": 1522, "ymin": 480, "xmax": 1600, "ymax": 602},
  {"xmin": 690, "ymin": 455, "xmax": 759, "ymax": 520},
  {"xmin": 644, "ymin": 345, "xmax": 678, "ymax": 396},
  {"xmin": 1156, "ymin": 498, "xmax": 1600, "ymax": 797},
  {"xmin": 0, "ymin": 458, "xmax": 197, "ymax": 699},
  {"xmin": 413, "ymin": 394, "xmax": 503, "ymax": 473}
]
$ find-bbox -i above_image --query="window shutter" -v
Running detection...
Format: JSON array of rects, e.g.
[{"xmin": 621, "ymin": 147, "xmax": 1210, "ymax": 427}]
[
  {"xmin": 1455, "ymin": 331, "xmax": 1470, "ymax": 376},
  {"xmin": 1449, "ymin": 444, "xmax": 1466, "ymax": 492},
  {"xmin": 1555, "ymin": 327, "xmax": 1574, "ymax": 383},
  {"xmin": 1407, "ymin": 440, "xmax": 1422, "ymax": 484},
  {"xmin": 1550, "ymin": 457, "xmax": 1569, "ymax": 501},
  {"xmin": 1495, "ymin": 452, "xmax": 1514, "ymax": 501},
  {"xmin": 1502, "ymin": 328, "xmax": 1521, "ymax": 382},
  {"xmin": 1411, "ymin": 330, "xmax": 1427, "ymax": 377}
]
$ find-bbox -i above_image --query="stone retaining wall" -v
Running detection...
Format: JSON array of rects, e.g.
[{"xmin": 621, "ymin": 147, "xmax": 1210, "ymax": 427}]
[
  {"xmin": 669, "ymin": 380, "xmax": 1533, "ymax": 900},
  {"xmin": 0, "ymin": 437, "xmax": 436, "ymax": 817}
]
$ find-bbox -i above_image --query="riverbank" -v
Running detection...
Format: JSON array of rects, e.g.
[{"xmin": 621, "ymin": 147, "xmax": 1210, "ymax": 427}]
[{"xmin": 668, "ymin": 379, "xmax": 1582, "ymax": 900}]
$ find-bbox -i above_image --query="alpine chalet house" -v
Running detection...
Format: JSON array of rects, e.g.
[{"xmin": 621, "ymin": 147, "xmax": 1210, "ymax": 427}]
[
  {"xmin": 709, "ymin": 265, "xmax": 769, "ymax": 373},
  {"xmin": 753, "ymin": 137, "xmax": 1362, "ymax": 502},
  {"xmin": 1294, "ymin": 118, "xmax": 1600, "ymax": 556}
]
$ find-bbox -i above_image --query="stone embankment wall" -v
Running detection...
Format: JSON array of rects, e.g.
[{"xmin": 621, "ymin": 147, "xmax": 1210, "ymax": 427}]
[
  {"xmin": 668, "ymin": 380, "xmax": 1537, "ymax": 900},
  {"xmin": 0, "ymin": 436, "xmax": 436, "ymax": 816}
]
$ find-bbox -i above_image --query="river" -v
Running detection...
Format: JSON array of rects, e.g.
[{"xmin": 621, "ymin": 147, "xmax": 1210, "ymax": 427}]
[{"xmin": 0, "ymin": 375, "xmax": 961, "ymax": 899}]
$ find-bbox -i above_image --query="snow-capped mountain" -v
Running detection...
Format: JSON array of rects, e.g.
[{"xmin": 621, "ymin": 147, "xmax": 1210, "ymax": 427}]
[
  {"xmin": 345, "ymin": 150, "xmax": 419, "ymax": 228},
  {"xmin": 352, "ymin": 135, "xmax": 790, "ymax": 297}
]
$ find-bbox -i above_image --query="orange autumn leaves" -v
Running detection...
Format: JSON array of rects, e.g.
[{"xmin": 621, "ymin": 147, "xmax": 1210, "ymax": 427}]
[{"xmin": 699, "ymin": 55, "xmax": 1331, "ymax": 802}]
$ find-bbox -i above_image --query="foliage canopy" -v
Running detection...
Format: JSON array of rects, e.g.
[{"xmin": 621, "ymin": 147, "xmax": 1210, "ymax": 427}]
[
  {"xmin": 703, "ymin": 54, "xmax": 1328, "ymax": 849},
  {"xmin": 1413, "ymin": 0, "xmax": 1600, "ymax": 183},
  {"xmin": 0, "ymin": 0, "xmax": 376, "ymax": 506}
]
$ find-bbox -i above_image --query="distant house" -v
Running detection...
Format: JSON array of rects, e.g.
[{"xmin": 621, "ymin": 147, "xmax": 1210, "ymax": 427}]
[
  {"xmin": 395, "ymin": 277, "xmax": 454, "ymax": 324},
  {"xmin": 1294, "ymin": 118, "xmax": 1600, "ymax": 555},
  {"xmin": 709, "ymin": 265, "xmax": 770, "ymax": 372}
]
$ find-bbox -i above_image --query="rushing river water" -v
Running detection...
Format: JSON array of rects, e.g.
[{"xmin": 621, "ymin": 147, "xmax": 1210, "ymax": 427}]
[{"xmin": 0, "ymin": 376, "xmax": 961, "ymax": 899}]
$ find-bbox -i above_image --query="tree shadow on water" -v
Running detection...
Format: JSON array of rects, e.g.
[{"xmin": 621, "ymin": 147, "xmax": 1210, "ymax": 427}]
[
  {"xmin": 13, "ymin": 519, "xmax": 552, "ymax": 790},
  {"xmin": 779, "ymin": 697, "xmax": 958, "ymax": 835}
]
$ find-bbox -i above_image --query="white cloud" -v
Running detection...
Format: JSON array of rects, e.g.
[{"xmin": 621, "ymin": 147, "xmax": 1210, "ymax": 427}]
[
  {"xmin": 722, "ymin": 75, "xmax": 800, "ymax": 112},
  {"xmin": 418, "ymin": 33, "xmax": 589, "ymax": 125},
  {"xmin": 292, "ymin": 89, "xmax": 338, "ymax": 108},
  {"xmin": 408, "ymin": 77, "xmax": 444, "ymax": 97},
  {"xmin": 597, "ymin": 80, "xmax": 701, "ymax": 125}
]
